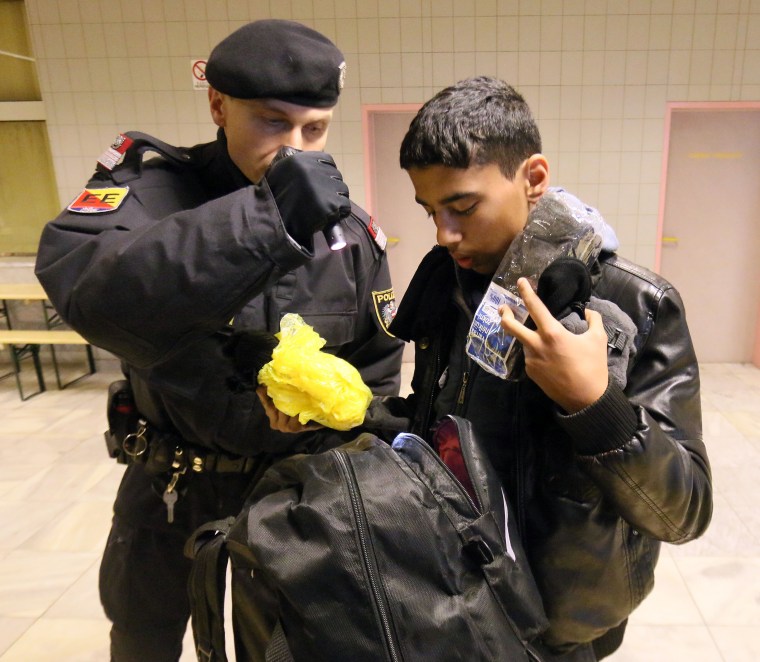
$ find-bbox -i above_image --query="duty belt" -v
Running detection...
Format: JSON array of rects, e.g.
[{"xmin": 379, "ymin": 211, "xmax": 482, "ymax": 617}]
[
  {"xmin": 116, "ymin": 420, "xmax": 265, "ymax": 524},
  {"xmin": 187, "ymin": 449, "xmax": 259, "ymax": 474},
  {"xmin": 121, "ymin": 421, "xmax": 259, "ymax": 475}
]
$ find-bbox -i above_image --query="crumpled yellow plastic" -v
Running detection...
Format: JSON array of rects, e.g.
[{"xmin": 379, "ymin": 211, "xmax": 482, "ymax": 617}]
[{"xmin": 257, "ymin": 313, "xmax": 372, "ymax": 431}]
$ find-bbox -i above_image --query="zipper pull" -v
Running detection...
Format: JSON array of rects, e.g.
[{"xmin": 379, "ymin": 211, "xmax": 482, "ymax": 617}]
[{"xmin": 457, "ymin": 371, "xmax": 469, "ymax": 405}]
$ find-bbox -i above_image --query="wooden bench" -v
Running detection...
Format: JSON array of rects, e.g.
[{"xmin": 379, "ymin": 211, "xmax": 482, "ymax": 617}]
[{"xmin": 0, "ymin": 329, "xmax": 96, "ymax": 400}]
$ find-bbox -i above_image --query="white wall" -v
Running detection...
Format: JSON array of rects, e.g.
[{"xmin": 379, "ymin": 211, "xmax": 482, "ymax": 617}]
[{"xmin": 25, "ymin": 0, "xmax": 760, "ymax": 270}]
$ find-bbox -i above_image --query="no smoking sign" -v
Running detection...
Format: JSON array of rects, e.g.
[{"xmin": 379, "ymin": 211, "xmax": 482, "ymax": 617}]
[{"xmin": 191, "ymin": 59, "xmax": 208, "ymax": 90}]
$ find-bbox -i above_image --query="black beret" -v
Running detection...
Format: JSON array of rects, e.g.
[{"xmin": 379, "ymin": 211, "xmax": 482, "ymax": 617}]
[{"xmin": 206, "ymin": 20, "xmax": 346, "ymax": 108}]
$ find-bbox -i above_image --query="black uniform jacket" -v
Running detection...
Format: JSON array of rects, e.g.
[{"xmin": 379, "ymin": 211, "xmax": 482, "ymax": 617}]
[
  {"xmin": 367, "ymin": 246, "xmax": 712, "ymax": 655},
  {"xmin": 35, "ymin": 131, "xmax": 403, "ymax": 459}
]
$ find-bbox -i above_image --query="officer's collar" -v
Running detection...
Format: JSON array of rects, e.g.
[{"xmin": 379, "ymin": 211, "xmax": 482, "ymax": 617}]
[{"xmin": 196, "ymin": 128, "xmax": 251, "ymax": 196}]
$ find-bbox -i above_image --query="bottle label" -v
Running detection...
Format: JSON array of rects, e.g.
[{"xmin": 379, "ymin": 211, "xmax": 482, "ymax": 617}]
[{"xmin": 465, "ymin": 282, "xmax": 528, "ymax": 379}]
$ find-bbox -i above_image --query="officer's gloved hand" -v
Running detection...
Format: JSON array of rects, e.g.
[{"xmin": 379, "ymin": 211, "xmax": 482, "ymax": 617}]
[
  {"xmin": 223, "ymin": 329, "xmax": 278, "ymax": 392},
  {"xmin": 265, "ymin": 150, "xmax": 351, "ymax": 247}
]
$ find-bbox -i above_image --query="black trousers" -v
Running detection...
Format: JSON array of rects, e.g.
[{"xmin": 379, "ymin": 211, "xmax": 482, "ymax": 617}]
[{"xmin": 99, "ymin": 463, "xmax": 260, "ymax": 662}]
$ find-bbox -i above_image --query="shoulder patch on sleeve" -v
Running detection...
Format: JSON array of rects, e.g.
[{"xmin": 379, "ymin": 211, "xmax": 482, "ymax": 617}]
[
  {"xmin": 367, "ymin": 216, "xmax": 388, "ymax": 251},
  {"xmin": 67, "ymin": 186, "xmax": 130, "ymax": 214},
  {"xmin": 372, "ymin": 288, "xmax": 397, "ymax": 337},
  {"xmin": 97, "ymin": 133, "xmax": 135, "ymax": 171}
]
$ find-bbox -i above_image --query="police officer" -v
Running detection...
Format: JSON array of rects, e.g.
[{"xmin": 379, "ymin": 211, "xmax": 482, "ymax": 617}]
[{"xmin": 35, "ymin": 20, "xmax": 403, "ymax": 662}]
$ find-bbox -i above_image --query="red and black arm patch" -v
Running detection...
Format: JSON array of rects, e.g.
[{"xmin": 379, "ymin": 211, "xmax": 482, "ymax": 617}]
[{"xmin": 67, "ymin": 186, "xmax": 130, "ymax": 213}]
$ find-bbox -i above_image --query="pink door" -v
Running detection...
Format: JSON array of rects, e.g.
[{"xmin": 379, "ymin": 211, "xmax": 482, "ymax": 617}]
[{"xmin": 659, "ymin": 105, "xmax": 760, "ymax": 364}]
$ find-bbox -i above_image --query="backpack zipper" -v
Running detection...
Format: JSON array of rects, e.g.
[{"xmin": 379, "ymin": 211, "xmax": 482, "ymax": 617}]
[
  {"xmin": 333, "ymin": 450, "xmax": 401, "ymax": 662},
  {"xmin": 411, "ymin": 434, "xmax": 481, "ymax": 514},
  {"xmin": 411, "ymin": 431, "xmax": 545, "ymax": 661}
]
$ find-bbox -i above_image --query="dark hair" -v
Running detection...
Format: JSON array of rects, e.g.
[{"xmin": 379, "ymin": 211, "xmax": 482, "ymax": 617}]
[{"xmin": 399, "ymin": 77, "xmax": 542, "ymax": 179}]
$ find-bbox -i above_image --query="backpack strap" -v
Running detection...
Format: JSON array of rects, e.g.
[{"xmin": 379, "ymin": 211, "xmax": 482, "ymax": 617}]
[
  {"xmin": 265, "ymin": 620, "xmax": 296, "ymax": 662},
  {"xmin": 185, "ymin": 517, "xmax": 236, "ymax": 662}
]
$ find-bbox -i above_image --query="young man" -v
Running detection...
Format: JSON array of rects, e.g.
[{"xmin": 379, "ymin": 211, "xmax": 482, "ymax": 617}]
[
  {"xmin": 35, "ymin": 20, "xmax": 402, "ymax": 662},
  {"xmin": 336, "ymin": 77, "xmax": 710, "ymax": 660}
]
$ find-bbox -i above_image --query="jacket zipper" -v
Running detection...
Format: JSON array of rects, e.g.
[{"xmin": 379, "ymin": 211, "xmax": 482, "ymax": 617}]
[
  {"xmin": 456, "ymin": 370, "xmax": 469, "ymax": 406},
  {"xmin": 454, "ymin": 349, "xmax": 527, "ymax": 542},
  {"xmin": 512, "ymin": 384, "xmax": 527, "ymax": 539},
  {"xmin": 419, "ymin": 342, "xmax": 442, "ymax": 436},
  {"xmin": 333, "ymin": 450, "xmax": 401, "ymax": 662},
  {"xmin": 455, "ymin": 355, "xmax": 475, "ymax": 415}
]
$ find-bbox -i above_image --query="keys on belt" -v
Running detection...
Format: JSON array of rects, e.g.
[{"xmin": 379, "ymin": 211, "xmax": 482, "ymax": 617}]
[
  {"xmin": 162, "ymin": 447, "xmax": 186, "ymax": 524},
  {"xmin": 116, "ymin": 421, "xmax": 260, "ymax": 523}
]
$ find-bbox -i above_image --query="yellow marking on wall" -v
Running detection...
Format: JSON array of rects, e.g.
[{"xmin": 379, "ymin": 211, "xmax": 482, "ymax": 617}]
[{"xmin": 688, "ymin": 152, "xmax": 742, "ymax": 159}]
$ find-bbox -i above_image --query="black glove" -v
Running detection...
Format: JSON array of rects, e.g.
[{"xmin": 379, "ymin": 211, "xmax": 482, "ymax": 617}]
[
  {"xmin": 265, "ymin": 150, "xmax": 351, "ymax": 246},
  {"xmin": 535, "ymin": 257, "xmax": 592, "ymax": 322},
  {"xmin": 222, "ymin": 329, "xmax": 279, "ymax": 392},
  {"xmin": 506, "ymin": 257, "xmax": 592, "ymax": 381},
  {"xmin": 537, "ymin": 258, "xmax": 638, "ymax": 389}
]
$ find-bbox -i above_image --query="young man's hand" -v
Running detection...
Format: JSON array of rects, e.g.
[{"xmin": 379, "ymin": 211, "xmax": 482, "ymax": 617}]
[
  {"xmin": 499, "ymin": 278, "xmax": 609, "ymax": 413},
  {"xmin": 255, "ymin": 386, "xmax": 324, "ymax": 433}
]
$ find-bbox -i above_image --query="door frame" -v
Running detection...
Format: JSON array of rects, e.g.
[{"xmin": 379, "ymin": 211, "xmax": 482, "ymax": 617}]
[
  {"xmin": 657, "ymin": 101, "xmax": 760, "ymax": 367},
  {"xmin": 362, "ymin": 104, "xmax": 421, "ymax": 218}
]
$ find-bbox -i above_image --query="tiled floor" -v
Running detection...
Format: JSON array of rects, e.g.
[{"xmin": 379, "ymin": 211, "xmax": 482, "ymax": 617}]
[{"xmin": 0, "ymin": 360, "xmax": 758, "ymax": 661}]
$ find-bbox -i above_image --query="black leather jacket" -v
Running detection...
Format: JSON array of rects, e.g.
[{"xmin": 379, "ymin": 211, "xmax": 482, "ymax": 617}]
[{"xmin": 368, "ymin": 246, "xmax": 712, "ymax": 655}]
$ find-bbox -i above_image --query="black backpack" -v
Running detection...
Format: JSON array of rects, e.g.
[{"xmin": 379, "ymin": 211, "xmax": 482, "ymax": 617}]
[{"xmin": 186, "ymin": 415, "xmax": 548, "ymax": 661}]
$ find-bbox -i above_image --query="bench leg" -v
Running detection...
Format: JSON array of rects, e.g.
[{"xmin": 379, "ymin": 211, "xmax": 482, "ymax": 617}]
[
  {"xmin": 5, "ymin": 343, "xmax": 46, "ymax": 401},
  {"xmin": 0, "ymin": 300, "xmax": 15, "ymax": 382},
  {"xmin": 50, "ymin": 343, "xmax": 98, "ymax": 390}
]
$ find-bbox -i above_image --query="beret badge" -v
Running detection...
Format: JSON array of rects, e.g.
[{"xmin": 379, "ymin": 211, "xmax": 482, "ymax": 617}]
[{"xmin": 338, "ymin": 61, "xmax": 347, "ymax": 91}]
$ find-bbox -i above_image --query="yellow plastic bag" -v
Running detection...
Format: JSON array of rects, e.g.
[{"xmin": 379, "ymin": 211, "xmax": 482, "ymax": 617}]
[{"xmin": 257, "ymin": 313, "xmax": 372, "ymax": 431}]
